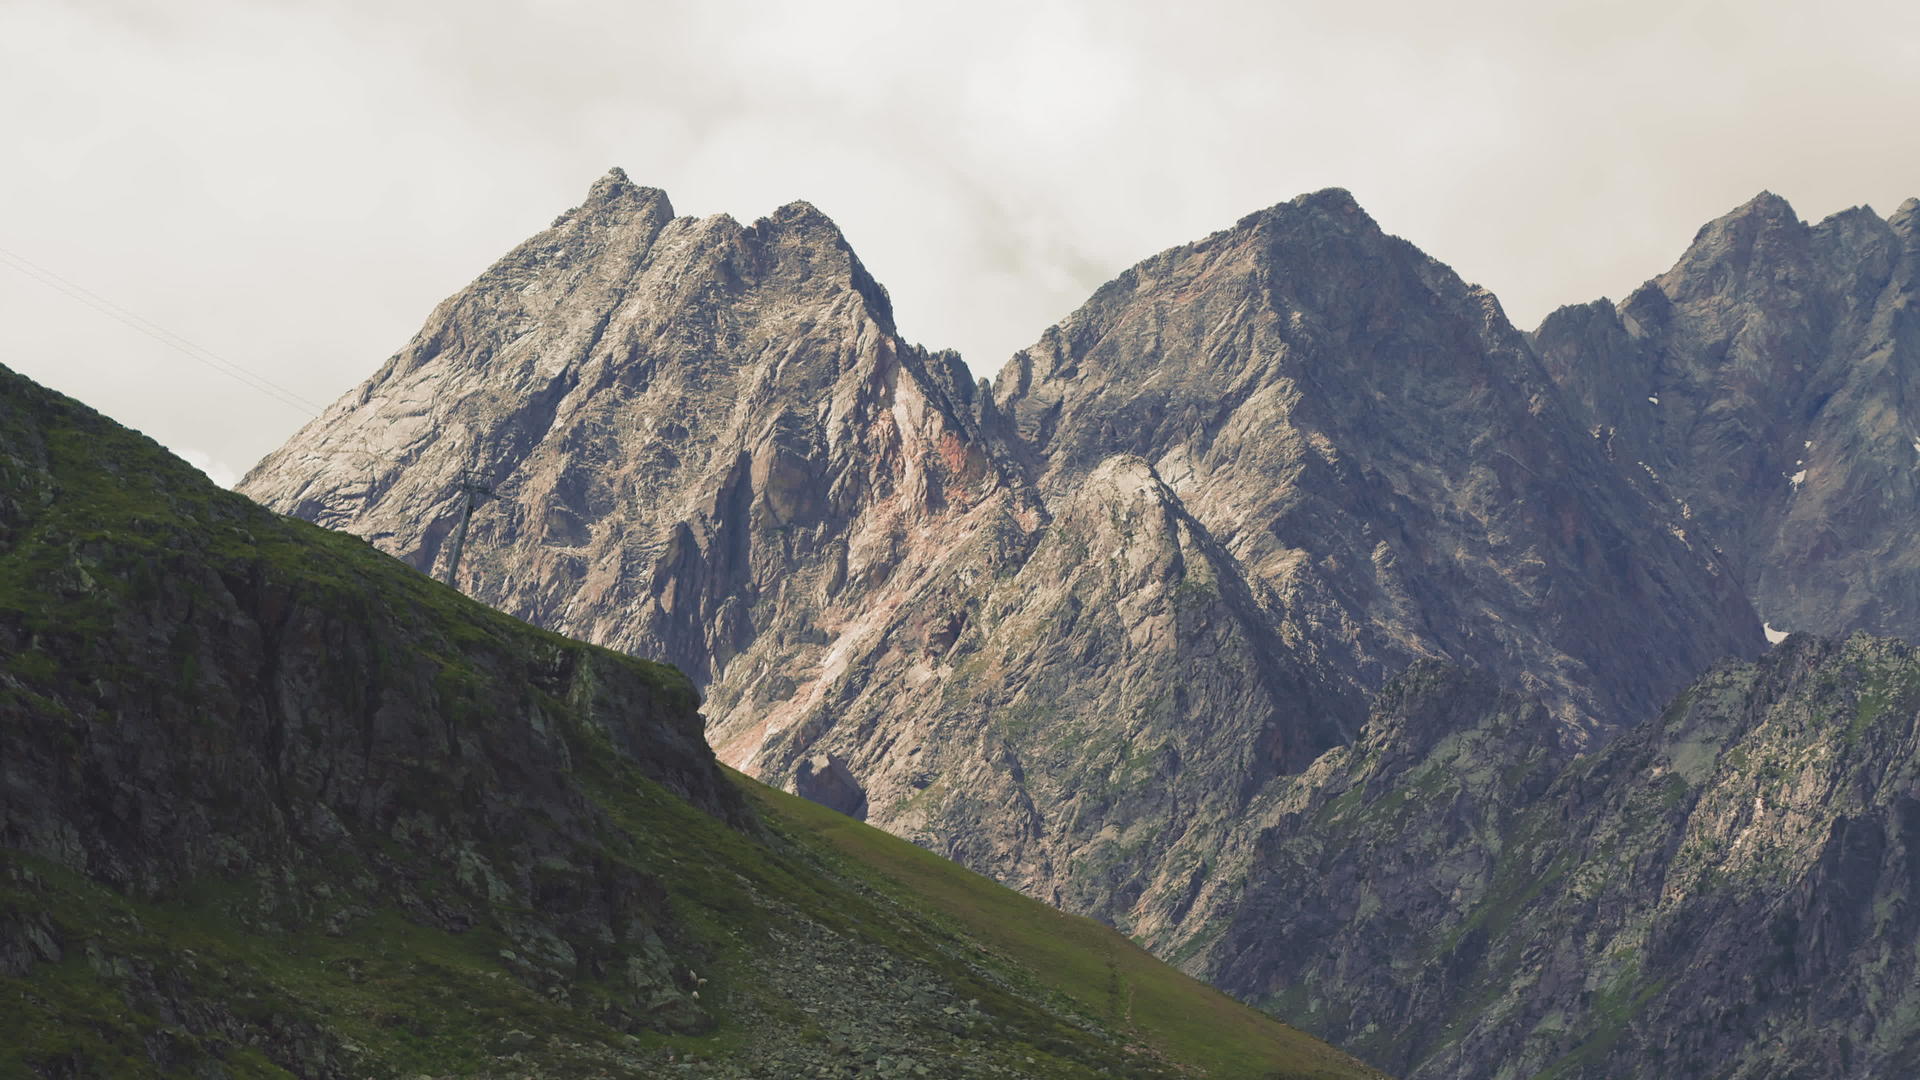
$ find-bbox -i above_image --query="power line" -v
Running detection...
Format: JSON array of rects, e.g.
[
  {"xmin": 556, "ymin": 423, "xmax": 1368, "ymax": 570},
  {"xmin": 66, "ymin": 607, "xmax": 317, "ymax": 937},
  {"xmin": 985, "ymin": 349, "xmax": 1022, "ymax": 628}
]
[
  {"xmin": 0, "ymin": 243, "xmax": 501, "ymax": 579},
  {"xmin": 0, "ymin": 243, "xmax": 326, "ymax": 417}
]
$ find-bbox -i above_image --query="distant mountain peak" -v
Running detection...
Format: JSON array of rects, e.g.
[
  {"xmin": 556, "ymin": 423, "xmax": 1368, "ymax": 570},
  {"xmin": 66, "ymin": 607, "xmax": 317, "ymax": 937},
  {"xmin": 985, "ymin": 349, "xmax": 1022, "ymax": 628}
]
[
  {"xmin": 752, "ymin": 198, "xmax": 897, "ymax": 331},
  {"xmin": 767, "ymin": 198, "xmax": 833, "ymax": 225},
  {"xmin": 1537, "ymin": 177, "xmax": 1920, "ymax": 649},
  {"xmin": 581, "ymin": 163, "xmax": 651, "ymax": 201},
  {"xmin": 549, "ymin": 167, "xmax": 675, "ymax": 235},
  {"xmin": 1891, "ymin": 196, "xmax": 1920, "ymax": 240},
  {"xmin": 1696, "ymin": 189, "xmax": 1803, "ymax": 241},
  {"xmin": 1289, "ymin": 185, "xmax": 1369, "ymax": 217},
  {"xmin": 1229, "ymin": 186, "xmax": 1383, "ymax": 242},
  {"xmin": 1734, "ymin": 188, "xmax": 1795, "ymax": 215}
]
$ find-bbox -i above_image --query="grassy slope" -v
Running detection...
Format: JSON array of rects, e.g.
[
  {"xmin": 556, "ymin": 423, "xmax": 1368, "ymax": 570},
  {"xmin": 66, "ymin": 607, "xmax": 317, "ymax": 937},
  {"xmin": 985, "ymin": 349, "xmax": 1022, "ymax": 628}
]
[
  {"xmin": 0, "ymin": 363, "xmax": 1385, "ymax": 1079},
  {"xmin": 3, "ymin": 729, "xmax": 1383, "ymax": 1079},
  {"xmin": 740, "ymin": 774, "xmax": 1381, "ymax": 1080}
]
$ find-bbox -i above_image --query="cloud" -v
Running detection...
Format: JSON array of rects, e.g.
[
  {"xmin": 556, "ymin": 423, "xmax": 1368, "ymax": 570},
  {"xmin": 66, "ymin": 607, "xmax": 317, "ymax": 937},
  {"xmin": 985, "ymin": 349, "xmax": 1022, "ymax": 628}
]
[
  {"xmin": 3, "ymin": 0, "xmax": 1916, "ymax": 479},
  {"xmin": 171, "ymin": 445, "xmax": 240, "ymax": 489}
]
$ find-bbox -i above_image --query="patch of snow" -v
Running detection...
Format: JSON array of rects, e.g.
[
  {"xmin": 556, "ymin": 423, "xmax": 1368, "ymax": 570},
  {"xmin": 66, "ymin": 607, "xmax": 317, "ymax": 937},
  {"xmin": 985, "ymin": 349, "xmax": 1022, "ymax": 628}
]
[
  {"xmin": 1764, "ymin": 622, "xmax": 1790, "ymax": 645},
  {"xmin": 1790, "ymin": 469, "xmax": 1807, "ymax": 488},
  {"xmin": 1804, "ymin": 440, "xmax": 1813, "ymax": 449},
  {"xmin": 1647, "ymin": 395, "xmax": 1660, "ymax": 405},
  {"xmin": 1911, "ymin": 437, "xmax": 1920, "ymax": 455}
]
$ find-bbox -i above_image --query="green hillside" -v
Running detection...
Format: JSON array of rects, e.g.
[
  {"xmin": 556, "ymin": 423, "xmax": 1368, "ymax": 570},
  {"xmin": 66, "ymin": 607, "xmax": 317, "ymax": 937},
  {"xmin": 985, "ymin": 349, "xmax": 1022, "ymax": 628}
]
[
  {"xmin": 742, "ymin": 776, "xmax": 1378, "ymax": 1080},
  {"xmin": 0, "ymin": 360, "xmax": 1384, "ymax": 1079}
]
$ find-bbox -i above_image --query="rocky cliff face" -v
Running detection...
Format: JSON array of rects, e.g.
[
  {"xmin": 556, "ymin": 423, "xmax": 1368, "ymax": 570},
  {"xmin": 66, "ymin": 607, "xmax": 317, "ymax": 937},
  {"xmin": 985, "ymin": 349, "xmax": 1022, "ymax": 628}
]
[
  {"xmin": 995, "ymin": 189, "xmax": 1761, "ymax": 738},
  {"xmin": 240, "ymin": 176, "xmax": 1762, "ymax": 918},
  {"xmin": 237, "ymin": 171, "xmax": 1379, "ymax": 922},
  {"xmin": 0, "ymin": 361, "xmax": 1381, "ymax": 1080},
  {"xmin": 751, "ymin": 452, "xmax": 1359, "ymax": 917},
  {"xmin": 1154, "ymin": 635, "xmax": 1920, "ymax": 1079},
  {"xmin": 244, "ymin": 169, "xmax": 1028, "ymax": 694},
  {"xmin": 1535, "ymin": 192, "xmax": 1920, "ymax": 643}
]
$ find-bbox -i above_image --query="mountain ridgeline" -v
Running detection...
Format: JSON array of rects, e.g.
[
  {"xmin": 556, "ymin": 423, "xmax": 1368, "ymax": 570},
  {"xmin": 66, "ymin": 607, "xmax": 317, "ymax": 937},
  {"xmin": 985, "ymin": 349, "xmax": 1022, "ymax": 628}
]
[
  {"xmin": 240, "ymin": 172, "xmax": 1759, "ymax": 909},
  {"xmin": 1534, "ymin": 192, "xmax": 1920, "ymax": 643},
  {"xmin": 234, "ymin": 171, "xmax": 1920, "ymax": 1078},
  {"xmin": 0, "ymin": 361, "xmax": 1381, "ymax": 1079}
]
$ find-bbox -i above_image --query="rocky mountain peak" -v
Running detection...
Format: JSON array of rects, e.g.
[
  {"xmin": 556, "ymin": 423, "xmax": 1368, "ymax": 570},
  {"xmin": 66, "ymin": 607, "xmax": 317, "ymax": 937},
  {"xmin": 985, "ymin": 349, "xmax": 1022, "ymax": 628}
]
[
  {"xmin": 243, "ymin": 167, "xmax": 1035, "ymax": 726},
  {"xmin": 751, "ymin": 198, "xmax": 898, "ymax": 332},
  {"xmin": 1537, "ymin": 184, "xmax": 1920, "ymax": 645},
  {"xmin": 1658, "ymin": 190, "xmax": 1812, "ymax": 302},
  {"xmin": 584, "ymin": 164, "xmax": 663, "ymax": 205},
  {"xmin": 992, "ymin": 185, "xmax": 1758, "ymax": 738},
  {"xmin": 1716, "ymin": 189, "xmax": 1800, "ymax": 232},
  {"xmin": 1290, "ymin": 185, "xmax": 1368, "ymax": 216},
  {"xmin": 1890, "ymin": 196, "xmax": 1920, "ymax": 243},
  {"xmin": 551, "ymin": 167, "xmax": 675, "ymax": 234},
  {"xmin": 1232, "ymin": 186, "xmax": 1377, "ymax": 234}
]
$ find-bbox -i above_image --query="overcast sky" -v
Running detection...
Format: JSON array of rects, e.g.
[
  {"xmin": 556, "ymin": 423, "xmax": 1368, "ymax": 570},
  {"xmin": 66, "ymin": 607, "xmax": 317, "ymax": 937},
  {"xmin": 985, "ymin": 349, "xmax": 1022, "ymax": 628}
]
[{"xmin": 4, "ymin": 0, "xmax": 1917, "ymax": 487}]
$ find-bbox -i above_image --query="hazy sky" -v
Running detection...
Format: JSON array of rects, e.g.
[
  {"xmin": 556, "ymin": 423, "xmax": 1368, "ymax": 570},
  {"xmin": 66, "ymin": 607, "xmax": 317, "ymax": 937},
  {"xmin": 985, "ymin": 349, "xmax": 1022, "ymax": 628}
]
[{"xmin": 4, "ymin": 0, "xmax": 1917, "ymax": 486}]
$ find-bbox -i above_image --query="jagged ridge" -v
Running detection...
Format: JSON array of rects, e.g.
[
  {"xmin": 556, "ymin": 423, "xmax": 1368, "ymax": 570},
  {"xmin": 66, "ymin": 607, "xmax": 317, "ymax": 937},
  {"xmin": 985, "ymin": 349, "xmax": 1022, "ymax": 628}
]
[{"xmin": 1535, "ymin": 190, "xmax": 1920, "ymax": 643}]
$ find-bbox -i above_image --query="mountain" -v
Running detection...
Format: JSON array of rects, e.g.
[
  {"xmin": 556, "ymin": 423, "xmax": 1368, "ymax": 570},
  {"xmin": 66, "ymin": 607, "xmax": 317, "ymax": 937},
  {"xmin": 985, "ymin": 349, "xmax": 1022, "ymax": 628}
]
[
  {"xmin": 993, "ymin": 188, "xmax": 1761, "ymax": 739},
  {"xmin": 0, "ymin": 361, "xmax": 1382, "ymax": 1079},
  {"xmin": 1534, "ymin": 192, "xmax": 1920, "ymax": 643},
  {"xmin": 1152, "ymin": 634, "xmax": 1920, "ymax": 1080},
  {"xmin": 240, "ymin": 168, "xmax": 1029, "ymax": 692},
  {"xmin": 235, "ymin": 170, "xmax": 1370, "ymax": 923},
  {"xmin": 248, "ymin": 169, "xmax": 1920, "ymax": 1080},
  {"xmin": 238, "ymin": 175, "xmax": 1764, "ymax": 941}
]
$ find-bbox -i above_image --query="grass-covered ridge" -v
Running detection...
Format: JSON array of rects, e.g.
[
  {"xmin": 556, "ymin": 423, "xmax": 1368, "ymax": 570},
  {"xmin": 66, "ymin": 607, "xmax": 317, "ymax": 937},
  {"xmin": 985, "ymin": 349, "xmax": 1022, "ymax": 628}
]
[{"xmin": 0, "ymin": 361, "xmax": 1383, "ymax": 1079}]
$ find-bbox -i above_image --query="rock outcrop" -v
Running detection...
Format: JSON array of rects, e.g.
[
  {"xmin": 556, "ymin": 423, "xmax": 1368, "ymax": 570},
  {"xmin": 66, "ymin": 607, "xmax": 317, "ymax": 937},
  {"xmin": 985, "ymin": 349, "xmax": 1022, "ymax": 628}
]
[
  {"xmin": 1158, "ymin": 634, "xmax": 1920, "ymax": 1079},
  {"xmin": 1535, "ymin": 192, "xmax": 1920, "ymax": 643}
]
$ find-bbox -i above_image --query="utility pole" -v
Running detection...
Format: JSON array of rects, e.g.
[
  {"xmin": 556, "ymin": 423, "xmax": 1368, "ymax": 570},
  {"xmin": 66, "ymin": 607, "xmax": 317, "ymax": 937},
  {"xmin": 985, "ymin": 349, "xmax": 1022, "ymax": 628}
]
[{"xmin": 442, "ymin": 469, "xmax": 494, "ymax": 589}]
